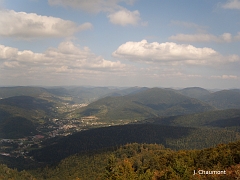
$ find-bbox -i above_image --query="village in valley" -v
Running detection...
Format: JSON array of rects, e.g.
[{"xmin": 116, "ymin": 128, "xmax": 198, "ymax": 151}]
[{"xmin": 0, "ymin": 103, "xmax": 130, "ymax": 159}]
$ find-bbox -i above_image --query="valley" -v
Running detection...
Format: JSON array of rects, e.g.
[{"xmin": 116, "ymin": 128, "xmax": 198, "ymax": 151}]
[
  {"xmin": 1, "ymin": 1, "xmax": 240, "ymax": 179},
  {"xmin": 0, "ymin": 103, "xmax": 132, "ymax": 159},
  {"xmin": 0, "ymin": 86, "xmax": 240, "ymax": 179}
]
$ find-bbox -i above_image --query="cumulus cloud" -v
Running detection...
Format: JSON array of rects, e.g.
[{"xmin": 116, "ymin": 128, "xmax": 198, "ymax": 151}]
[
  {"xmin": 0, "ymin": 45, "xmax": 18, "ymax": 60},
  {"xmin": 0, "ymin": 9, "xmax": 92, "ymax": 39},
  {"xmin": 112, "ymin": 39, "xmax": 240, "ymax": 66},
  {"xmin": 221, "ymin": 33, "xmax": 233, "ymax": 42},
  {"xmin": 0, "ymin": 42, "xmax": 126, "ymax": 74},
  {"xmin": 108, "ymin": 9, "xmax": 140, "ymax": 26},
  {"xmin": 222, "ymin": 0, "xmax": 240, "ymax": 9},
  {"xmin": 48, "ymin": 0, "xmax": 144, "ymax": 26},
  {"xmin": 169, "ymin": 33, "xmax": 234, "ymax": 43},
  {"xmin": 0, "ymin": 41, "xmax": 130, "ymax": 86}
]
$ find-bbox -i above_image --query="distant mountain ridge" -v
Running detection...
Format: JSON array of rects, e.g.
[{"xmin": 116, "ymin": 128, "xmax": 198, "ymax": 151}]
[
  {"xmin": 0, "ymin": 86, "xmax": 52, "ymax": 99},
  {"xmin": 77, "ymin": 87, "xmax": 215, "ymax": 121},
  {"xmin": 0, "ymin": 95, "xmax": 54, "ymax": 111},
  {"xmin": 177, "ymin": 87, "xmax": 211, "ymax": 99},
  {"xmin": 200, "ymin": 90, "xmax": 240, "ymax": 109},
  {"xmin": 176, "ymin": 87, "xmax": 240, "ymax": 110},
  {"xmin": 2, "ymin": 86, "xmax": 240, "ymax": 110},
  {"xmin": 105, "ymin": 86, "xmax": 149, "ymax": 97},
  {"xmin": 1, "ymin": 86, "xmax": 240, "ymax": 139},
  {"xmin": 0, "ymin": 95, "xmax": 55, "ymax": 118},
  {"xmin": 147, "ymin": 108, "xmax": 240, "ymax": 128},
  {"xmin": 0, "ymin": 86, "xmax": 148, "ymax": 104}
]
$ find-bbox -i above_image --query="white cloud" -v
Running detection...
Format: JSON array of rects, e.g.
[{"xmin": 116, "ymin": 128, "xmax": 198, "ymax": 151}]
[
  {"xmin": 221, "ymin": 33, "xmax": 232, "ymax": 42},
  {"xmin": 112, "ymin": 39, "xmax": 240, "ymax": 66},
  {"xmin": 0, "ymin": 42, "xmax": 126, "ymax": 74},
  {"xmin": 222, "ymin": 0, "xmax": 240, "ymax": 9},
  {"xmin": 0, "ymin": 45, "xmax": 18, "ymax": 60},
  {"xmin": 48, "ymin": 0, "xmax": 144, "ymax": 26},
  {"xmin": 108, "ymin": 9, "xmax": 140, "ymax": 26},
  {"xmin": 0, "ymin": 9, "xmax": 92, "ymax": 39},
  {"xmin": 169, "ymin": 33, "xmax": 233, "ymax": 43}
]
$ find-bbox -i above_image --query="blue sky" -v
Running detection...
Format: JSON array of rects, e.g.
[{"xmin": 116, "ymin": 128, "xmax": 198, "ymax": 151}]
[{"xmin": 0, "ymin": 0, "xmax": 240, "ymax": 89}]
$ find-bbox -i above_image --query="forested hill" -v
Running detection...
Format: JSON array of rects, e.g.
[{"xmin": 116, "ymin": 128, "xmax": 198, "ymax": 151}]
[
  {"xmin": 0, "ymin": 86, "xmax": 240, "ymax": 179},
  {"xmin": 8, "ymin": 140, "xmax": 240, "ymax": 180},
  {"xmin": 77, "ymin": 87, "xmax": 215, "ymax": 121},
  {"xmin": 0, "ymin": 164, "xmax": 36, "ymax": 180},
  {"xmin": 0, "ymin": 86, "xmax": 148, "ymax": 104},
  {"xmin": 147, "ymin": 109, "xmax": 240, "ymax": 127},
  {"xmin": 200, "ymin": 90, "xmax": 240, "ymax": 109},
  {"xmin": 0, "ymin": 96, "xmax": 54, "ymax": 112},
  {"xmin": 28, "ymin": 123, "xmax": 240, "ymax": 163},
  {"xmin": 0, "ymin": 86, "xmax": 51, "ymax": 99},
  {"xmin": 175, "ymin": 87, "xmax": 240, "ymax": 110},
  {"xmin": 177, "ymin": 87, "xmax": 211, "ymax": 99},
  {"xmin": 0, "ymin": 96, "xmax": 56, "ymax": 138}
]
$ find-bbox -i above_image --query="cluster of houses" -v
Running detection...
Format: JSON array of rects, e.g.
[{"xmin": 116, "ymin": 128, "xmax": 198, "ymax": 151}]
[
  {"xmin": 0, "ymin": 115, "xmax": 129, "ymax": 159},
  {"xmin": 0, "ymin": 135, "xmax": 45, "ymax": 158}
]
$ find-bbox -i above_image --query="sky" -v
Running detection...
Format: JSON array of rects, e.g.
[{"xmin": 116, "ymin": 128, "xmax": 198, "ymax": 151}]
[{"xmin": 0, "ymin": 0, "xmax": 240, "ymax": 89}]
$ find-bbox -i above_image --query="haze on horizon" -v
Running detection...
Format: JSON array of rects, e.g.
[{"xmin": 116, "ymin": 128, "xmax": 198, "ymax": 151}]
[{"xmin": 0, "ymin": 0, "xmax": 240, "ymax": 89}]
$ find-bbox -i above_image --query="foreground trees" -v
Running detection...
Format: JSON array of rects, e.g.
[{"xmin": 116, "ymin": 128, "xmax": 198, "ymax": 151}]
[
  {"xmin": 1, "ymin": 141, "xmax": 240, "ymax": 179},
  {"xmin": 0, "ymin": 164, "xmax": 36, "ymax": 180},
  {"xmin": 102, "ymin": 142, "xmax": 240, "ymax": 180}
]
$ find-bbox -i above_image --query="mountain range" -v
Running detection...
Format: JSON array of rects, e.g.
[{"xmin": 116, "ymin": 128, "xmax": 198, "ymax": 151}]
[
  {"xmin": 1, "ymin": 86, "xmax": 240, "ymax": 138},
  {"xmin": 76, "ymin": 87, "xmax": 216, "ymax": 121},
  {"xmin": 1, "ymin": 86, "xmax": 240, "ymax": 179}
]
